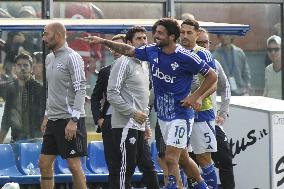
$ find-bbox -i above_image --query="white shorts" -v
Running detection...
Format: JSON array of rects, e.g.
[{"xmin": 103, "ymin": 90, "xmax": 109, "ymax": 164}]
[
  {"xmin": 158, "ymin": 118, "xmax": 194, "ymax": 149},
  {"xmin": 189, "ymin": 120, "xmax": 217, "ymax": 154}
]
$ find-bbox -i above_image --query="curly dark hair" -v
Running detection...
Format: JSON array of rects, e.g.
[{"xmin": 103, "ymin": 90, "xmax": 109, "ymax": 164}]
[{"xmin": 152, "ymin": 18, "xmax": 180, "ymax": 42}]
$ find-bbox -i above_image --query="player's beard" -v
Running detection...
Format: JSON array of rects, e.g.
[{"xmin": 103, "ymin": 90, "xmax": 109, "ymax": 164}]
[{"xmin": 155, "ymin": 37, "xmax": 169, "ymax": 48}]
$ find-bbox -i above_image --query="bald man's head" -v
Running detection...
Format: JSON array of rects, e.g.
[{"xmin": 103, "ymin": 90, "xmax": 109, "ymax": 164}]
[
  {"xmin": 49, "ymin": 22, "xmax": 66, "ymax": 39},
  {"xmin": 43, "ymin": 22, "xmax": 66, "ymax": 51}
]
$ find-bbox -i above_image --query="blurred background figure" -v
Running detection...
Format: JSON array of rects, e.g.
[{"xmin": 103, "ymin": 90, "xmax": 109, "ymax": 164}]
[
  {"xmin": 181, "ymin": 13, "xmax": 195, "ymax": 20},
  {"xmin": 213, "ymin": 35, "xmax": 251, "ymax": 96},
  {"xmin": 3, "ymin": 31, "xmax": 38, "ymax": 77},
  {"xmin": 0, "ymin": 53, "xmax": 44, "ymax": 143},
  {"xmin": 0, "ymin": 7, "xmax": 12, "ymax": 18},
  {"xmin": 32, "ymin": 52, "xmax": 43, "ymax": 84},
  {"xmin": 0, "ymin": 7, "xmax": 12, "ymax": 66},
  {"xmin": 18, "ymin": 5, "xmax": 42, "ymax": 59},
  {"xmin": 0, "ymin": 7, "xmax": 12, "ymax": 61},
  {"xmin": 273, "ymin": 22, "xmax": 281, "ymax": 36},
  {"xmin": 18, "ymin": 6, "xmax": 37, "ymax": 18},
  {"xmin": 263, "ymin": 35, "xmax": 282, "ymax": 99}
]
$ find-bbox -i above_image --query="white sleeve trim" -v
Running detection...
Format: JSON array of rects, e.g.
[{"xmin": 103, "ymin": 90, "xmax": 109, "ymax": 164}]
[{"xmin": 72, "ymin": 110, "xmax": 81, "ymax": 119}]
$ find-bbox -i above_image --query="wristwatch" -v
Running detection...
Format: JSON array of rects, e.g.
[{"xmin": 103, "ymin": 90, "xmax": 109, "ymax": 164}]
[{"xmin": 71, "ymin": 117, "xmax": 79, "ymax": 123}]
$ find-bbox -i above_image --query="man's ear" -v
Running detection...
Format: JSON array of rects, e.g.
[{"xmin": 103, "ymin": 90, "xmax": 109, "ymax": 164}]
[
  {"xmin": 196, "ymin": 30, "xmax": 201, "ymax": 37},
  {"xmin": 169, "ymin": 34, "xmax": 175, "ymax": 41},
  {"xmin": 54, "ymin": 33, "xmax": 58, "ymax": 41},
  {"xmin": 55, "ymin": 32, "xmax": 61, "ymax": 41}
]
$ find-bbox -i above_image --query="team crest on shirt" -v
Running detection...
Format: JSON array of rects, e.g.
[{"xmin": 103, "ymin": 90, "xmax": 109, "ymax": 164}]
[
  {"xmin": 171, "ymin": 62, "xmax": 179, "ymax": 70},
  {"xmin": 57, "ymin": 63, "xmax": 64, "ymax": 70},
  {"xmin": 129, "ymin": 137, "xmax": 136, "ymax": 144}
]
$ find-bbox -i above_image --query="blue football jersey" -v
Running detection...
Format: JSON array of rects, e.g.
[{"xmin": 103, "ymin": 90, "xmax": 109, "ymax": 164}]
[
  {"xmin": 192, "ymin": 45, "xmax": 216, "ymax": 70},
  {"xmin": 135, "ymin": 44, "xmax": 211, "ymax": 121}
]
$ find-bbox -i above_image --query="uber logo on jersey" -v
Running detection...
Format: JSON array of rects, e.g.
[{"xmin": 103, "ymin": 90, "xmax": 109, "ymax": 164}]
[{"xmin": 152, "ymin": 64, "xmax": 176, "ymax": 83}]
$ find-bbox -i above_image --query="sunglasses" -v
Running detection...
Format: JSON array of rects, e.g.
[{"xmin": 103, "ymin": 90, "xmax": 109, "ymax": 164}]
[
  {"xmin": 267, "ymin": 47, "xmax": 281, "ymax": 53},
  {"xmin": 196, "ymin": 40, "xmax": 211, "ymax": 46}
]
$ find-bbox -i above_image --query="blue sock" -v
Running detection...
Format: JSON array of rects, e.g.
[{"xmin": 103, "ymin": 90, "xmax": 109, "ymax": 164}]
[
  {"xmin": 165, "ymin": 175, "xmax": 178, "ymax": 189},
  {"xmin": 192, "ymin": 179, "xmax": 209, "ymax": 189},
  {"xmin": 201, "ymin": 163, "xmax": 218, "ymax": 189}
]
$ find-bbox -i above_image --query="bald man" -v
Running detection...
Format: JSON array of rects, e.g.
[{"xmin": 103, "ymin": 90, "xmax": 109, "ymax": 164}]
[{"xmin": 39, "ymin": 22, "xmax": 87, "ymax": 189}]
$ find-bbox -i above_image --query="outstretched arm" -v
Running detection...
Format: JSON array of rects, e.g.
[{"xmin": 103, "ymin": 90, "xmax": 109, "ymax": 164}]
[{"xmin": 85, "ymin": 36, "xmax": 135, "ymax": 57}]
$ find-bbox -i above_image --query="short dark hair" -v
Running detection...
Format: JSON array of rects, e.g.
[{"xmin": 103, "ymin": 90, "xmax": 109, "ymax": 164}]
[
  {"xmin": 15, "ymin": 52, "xmax": 33, "ymax": 66},
  {"xmin": 152, "ymin": 18, "xmax": 180, "ymax": 42},
  {"xmin": 125, "ymin": 26, "xmax": 147, "ymax": 43},
  {"xmin": 112, "ymin": 34, "xmax": 126, "ymax": 43},
  {"xmin": 181, "ymin": 19, "xmax": 200, "ymax": 31}
]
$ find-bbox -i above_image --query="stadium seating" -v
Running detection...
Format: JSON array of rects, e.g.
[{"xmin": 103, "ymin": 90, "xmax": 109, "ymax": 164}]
[
  {"xmin": 9, "ymin": 142, "xmax": 42, "ymax": 184},
  {"xmin": 0, "ymin": 142, "xmax": 164, "ymax": 186},
  {"xmin": 87, "ymin": 141, "xmax": 108, "ymax": 174},
  {"xmin": 86, "ymin": 141, "xmax": 108, "ymax": 182},
  {"xmin": 18, "ymin": 142, "xmax": 41, "ymax": 175},
  {"xmin": 53, "ymin": 156, "xmax": 75, "ymax": 183},
  {"xmin": 54, "ymin": 155, "xmax": 98, "ymax": 183},
  {"xmin": 54, "ymin": 156, "xmax": 71, "ymax": 174},
  {"xmin": 14, "ymin": 143, "xmax": 72, "ymax": 184},
  {"xmin": 0, "ymin": 144, "xmax": 24, "ymax": 184}
]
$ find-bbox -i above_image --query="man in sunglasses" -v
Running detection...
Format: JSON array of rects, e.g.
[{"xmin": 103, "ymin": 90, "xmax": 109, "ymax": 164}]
[{"xmin": 263, "ymin": 35, "xmax": 282, "ymax": 99}]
